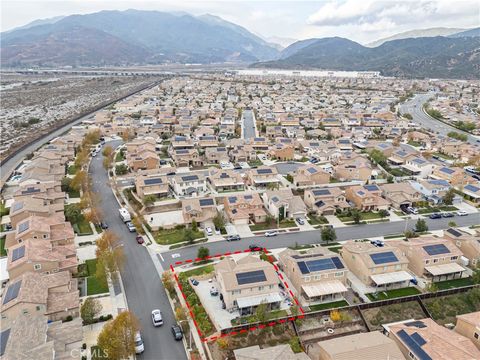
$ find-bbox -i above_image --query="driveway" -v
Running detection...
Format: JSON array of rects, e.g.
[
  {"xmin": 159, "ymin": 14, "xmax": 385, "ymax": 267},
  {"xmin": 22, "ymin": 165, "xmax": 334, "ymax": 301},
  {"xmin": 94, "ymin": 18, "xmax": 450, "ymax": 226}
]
[{"xmin": 89, "ymin": 141, "xmax": 187, "ymax": 360}]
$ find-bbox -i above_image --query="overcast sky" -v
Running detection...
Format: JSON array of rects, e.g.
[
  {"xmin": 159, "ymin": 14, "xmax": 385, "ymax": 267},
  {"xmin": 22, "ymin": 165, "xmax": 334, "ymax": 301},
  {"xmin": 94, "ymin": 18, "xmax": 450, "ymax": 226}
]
[{"xmin": 2, "ymin": 0, "xmax": 479, "ymax": 44}]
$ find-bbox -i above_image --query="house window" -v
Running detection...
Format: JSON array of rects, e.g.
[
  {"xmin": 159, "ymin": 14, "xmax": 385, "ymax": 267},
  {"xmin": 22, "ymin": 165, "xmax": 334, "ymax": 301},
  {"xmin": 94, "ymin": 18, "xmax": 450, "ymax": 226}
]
[
  {"xmin": 433, "ymin": 259, "xmax": 438, "ymax": 263},
  {"xmin": 34, "ymin": 264, "xmax": 41, "ymax": 270},
  {"xmin": 43, "ymin": 234, "xmax": 48, "ymax": 239},
  {"xmin": 425, "ymin": 260, "xmax": 430, "ymax": 264},
  {"xmin": 451, "ymin": 256, "xmax": 458, "ymax": 261},
  {"xmin": 36, "ymin": 306, "xmax": 41, "ymax": 311},
  {"xmin": 33, "ymin": 236, "xmax": 38, "ymax": 239},
  {"xmin": 335, "ymin": 272, "xmax": 343, "ymax": 277},
  {"xmin": 22, "ymin": 310, "xmax": 29, "ymax": 315},
  {"xmin": 304, "ymin": 276, "xmax": 311, "ymax": 282},
  {"xmin": 473, "ymin": 332, "xmax": 478, "ymax": 339}
]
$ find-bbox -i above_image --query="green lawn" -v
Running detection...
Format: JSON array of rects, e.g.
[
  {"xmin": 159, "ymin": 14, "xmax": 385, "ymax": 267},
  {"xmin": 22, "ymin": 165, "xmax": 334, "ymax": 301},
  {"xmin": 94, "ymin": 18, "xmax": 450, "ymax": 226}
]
[
  {"xmin": 67, "ymin": 165, "xmax": 78, "ymax": 175},
  {"xmin": 85, "ymin": 259, "xmax": 109, "ymax": 295},
  {"xmin": 435, "ymin": 277, "xmax": 474, "ymax": 290},
  {"xmin": 338, "ymin": 211, "xmax": 386, "ymax": 223},
  {"xmin": 328, "ymin": 246, "xmax": 342, "ymax": 253},
  {"xmin": 418, "ymin": 205, "xmax": 457, "ymax": 214},
  {"xmin": 407, "ymin": 140, "xmax": 422, "ymax": 147},
  {"xmin": 250, "ymin": 220, "xmax": 296, "ymax": 231},
  {"xmin": 115, "ymin": 151, "xmax": 125, "ymax": 162},
  {"xmin": 433, "ymin": 152, "xmax": 456, "ymax": 161},
  {"xmin": 0, "ymin": 202, "xmax": 9, "ymax": 217},
  {"xmin": 154, "ymin": 228, "xmax": 204, "ymax": 245},
  {"xmin": 248, "ymin": 159, "xmax": 263, "ymax": 167},
  {"xmin": 73, "ymin": 218, "xmax": 93, "ymax": 236},
  {"xmin": 308, "ymin": 216, "xmax": 329, "ymax": 225},
  {"xmin": 0, "ymin": 236, "xmax": 6, "ymax": 257},
  {"xmin": 67, "ymin": 188, "xmax": 80, "ymax": 198},
  {"xmin": 366, "ymin": 287, "xmax": 421, "ymax": 301},
  {"xmin": 231, "ymin": 309, "xmax": 289, "ymax": 325},
  {"xmin": 181, "ymin": 264, "xmax": 214, "ymax": 278},
  {"xmin": 86, "ymin": 259, "xmax": 98, "ymax": 275},
  {"xmin": 94, "ymin": 224, "xmax": 103, "ymax": 234},
  {"xmin": 308, "ymin": 300, "xmax": 349, "ymax": 312}
]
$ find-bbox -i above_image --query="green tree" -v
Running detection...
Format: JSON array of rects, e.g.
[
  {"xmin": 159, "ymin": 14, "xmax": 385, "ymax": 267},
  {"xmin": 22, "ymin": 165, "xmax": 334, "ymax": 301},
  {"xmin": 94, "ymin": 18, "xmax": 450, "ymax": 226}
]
[
  {"xmin": 368, "ymin": 149, "xmax": 388, "ymax": 168},
  {"xmin": 415, "ymin": 218, "xmax": 428, "ymax": 233},
  {"xmin": 143, "ymin": 194, "xmax": 157, "ymax": 207},
  {"xmin": 191, "ymin": 219, "xmax": 198, "ymax": 232},
  {"xmin": 387, "ymin": 175, "xmax": 394, "ymax": 183},
  {"xmin": 351, "ymin": 209, "xmax": 362, "ymax": 224},
  {"xmin": 115, "ymin": 164, "xmax": 129, "ymax": 175},
  {"xmin": 472, "ymin": 264, "xmax": 480, "ymax": 285},
  {"xmin": 183, "ymin": 228, "xmax": 195, "ymax": 244},
  {"xmin": 197, "ymin": 246, "xmax": 209, "ymax": 260},
  {"xmin": 95, "ymin": 231, "xmax": 125, "ymax": 287},
  {"xmin": 379, "ymin": 209, "xmax": 390, "ymax": 218},
  {"xmin": 61, "ymin": 177, "xmax": 72, "ymax": 192},
  {"xmin": 285, "ymin": 174, "xmax": 294, "ymax": 183},
  {"xmin": 212, "ymin": 212, "xmax": 226, "ymax": 231},
  {"xmin": 81, "ymin": 297, "xmax": 102, "ymax": 324},
  {"xmin": 162, "ymin": 271, "xmax": 175, "ymax": 298},
  {"xmin": 254, "ymin": 302, "xmax": 268, "ymax": 323},
  {"xmin": 97, "ymin": 310, "xmax": 140, "ymax": 360},
  {"xmin": 65, "ymin": 204, "xmax": 82, "ymax": 224},
  {"xmin": 448, "ymin": 221, "xmax": 457, "ymax": 228},
  {"xmin": 321, "ymin": 226, "xmax": 337, "ymax": 245},
  {"xmin": 442, "ymin": 188, "xmax": 455, "ymax": 205}
]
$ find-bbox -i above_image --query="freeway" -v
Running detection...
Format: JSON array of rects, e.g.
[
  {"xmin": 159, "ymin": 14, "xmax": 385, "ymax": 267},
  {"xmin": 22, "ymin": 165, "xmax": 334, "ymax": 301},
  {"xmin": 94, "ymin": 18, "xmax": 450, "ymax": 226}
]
[
  {"xmin": 400, "ymin": 93, "xmax": 479, "ymax": 145},
  {"xmin": 242, "ymin": 109, "xmax": 257, "ymax": 139},
  {"xmin": 90, "ymin": 141, "xmax": 187, "ymax": 360},
  {"xmin": 159, "ymin": 213, "xmax": 480, "ymax": 269}
]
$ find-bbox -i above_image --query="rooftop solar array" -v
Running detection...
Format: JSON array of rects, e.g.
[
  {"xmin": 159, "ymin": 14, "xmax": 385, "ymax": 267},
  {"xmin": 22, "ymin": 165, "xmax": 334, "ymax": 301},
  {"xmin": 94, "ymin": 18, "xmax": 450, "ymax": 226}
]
[
  {"xmin": 181, "ymin": 175, "xmax": 198, "ymax": 181},
  {"xmin": 370, "ymin": 251, "xmax": 399, "ymax": 265},
  {"xmin": 219, "ymin": 173, "xmax": 229, "ymax": 178},
  {"xmin": 21, "ymin": 187, "xmax": 40, "ymax": 195},
  {"xmin": 18, "ymin": 221, "xmax": 29, "ymax": 233},
  {"xmin": 465, "ymin": 184, "xmax": 480, "ymax": 193},
  {"xmin": 144, "ymin": 178, "xmax": 163, "ymax": 185},
  {"xmin": 257, "ymin": 168, "xmax": 273, "ymax": 174},
  {"xmin": 176, "ymin": 149, "xmax": 189, "ymax": 154},
  {"xmin": 405, "ymin": 320, "xmax": 427, "ymax": 328},
  {"xmin": 306, "ymin": 167, "xmax": 317, "ymax": 174},
  {"xmin": 228, "ymin": 196, "xmax": 237, "ymax": 203},
  {"xmin": 236, "ymin": 270, "xmax": 267, "ymax": 285},
  {"xmin": 11, "ymin": 246, "xmax": 25, "ymax": 262},
  {"xmin": 440, "ymin": 167, "xmax": 454, "ymax": 174},
  {"xmin": 3, "ymin": 280, "xmax": 22, "ymax": 305},
  {"xmin": 312, "ymin": 189, "xmax": 330, "ymax": 196},
  {"xmin": 396, "ymin": 330, "xmax": 432, "ymax": 360},
  {"xmin": 411, "ymin": 332, "xmax": 426, "ymax": 346},
  {"xmin": 244, "ymin": 195, "xmax": 253, "ymax": 200},
  {"xmin": 423, "ymin": 244, "xmax": 450, "ymax": 256},
  {"xmin": 297, "ymin": 257, "xmax": 344, "ymax": 274},
  {"xmin": 199, "ymin": 198, "xmax": 214, "ymax": 206},
  {"xmin": 446, "ymin": 228, "xmax": 462, "ymax": 237}
]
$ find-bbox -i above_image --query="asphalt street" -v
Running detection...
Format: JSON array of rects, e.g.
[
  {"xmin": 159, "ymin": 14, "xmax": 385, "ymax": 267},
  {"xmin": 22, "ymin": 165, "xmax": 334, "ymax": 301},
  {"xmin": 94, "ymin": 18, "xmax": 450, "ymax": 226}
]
[
  {"xmin": 242, "ymin": 109, "xmax": 257, "ymax": 139},
  {"xmin": 160, "ymin": 213, "xmax": 480, "ymax": 269},
  {"xmin": 400, "ymin": 93, "xmax": 479, "ymax": 145},
  {"xmin": 90, "ymin": 141, "xmax": 187, "ymax": 360}
]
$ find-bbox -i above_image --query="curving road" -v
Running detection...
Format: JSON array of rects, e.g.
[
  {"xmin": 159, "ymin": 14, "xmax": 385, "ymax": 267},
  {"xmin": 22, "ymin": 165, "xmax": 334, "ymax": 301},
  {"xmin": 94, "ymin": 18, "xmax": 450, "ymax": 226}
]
[
  {"xmin": 400, "ymin": 93, "xmax": 479, "ymax": 145},
  {"xmin": 90, "ymin": 141, "xmax": 187, "ymax": 360}
]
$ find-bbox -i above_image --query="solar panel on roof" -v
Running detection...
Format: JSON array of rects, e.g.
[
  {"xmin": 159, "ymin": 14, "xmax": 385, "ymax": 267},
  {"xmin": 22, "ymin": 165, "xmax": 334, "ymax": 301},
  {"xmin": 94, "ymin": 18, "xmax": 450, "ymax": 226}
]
[
  {"xmin": 181, "ymin": 175, "xmax": 198, "ymax": 181},
  {"xmin": 11, "ymin": 246, "xmax": 25, "ymax": 262},
  {"xmin": 405, "ymin": 320, "xmax": 427, "ymax": 328},
  {"xmin": 236, "ymin": 270, "xmax": 267, "ymax": 285},
  {"xmin": 18, "ymin": 222, "xmax": 29, "ymax": 233},
  {"xmin": 144, "ymin": 178, "xmax": 163, "ymax": 185},
  {"xmin": 396, "ymin": 330, "xmax": 432, "ymax": 360},
  {"xmin": 312, "ymin": 189, "xmax": 330, "ymax": 196},
  {"xmin": 199, "ymin": 198, "xmax": 214, "ymax": 206},
  {"xmin": 370, "ymin": 251, "xmax": 399, "ymax": 264},
  {"xmin": 305, "ymin": 258, "xmax": 336, "ymax": 272},
  {"xmin": 297, "ymin": 262, "xmax": 309, "ymax": 274},
  {"xmin": 446, "ymin": 228, "xmax": 462, "ymax": 237},
  {"xmin": 257, "ymin": 168, "xmax": 273, "ymax": 174},
  {"xmin": 176, "ymin": 149, "xmax": 188, "ymax": 154},
  {"xmin": 465, "ymin": 184, "xmax": 480, "ymax": 192},
  {"xmin": 0, "ymin": 329, "xmax": 10, "ymax": 356},
  {"xmin": 423, "ymin": 244, "xmax": 450, "ymax": 256},
  {"xmin": 411, "ymin": 332, "xmax": 426, "ymax": 346},
  {"xmin": 3, "ymin": 280, "xmax": 22, "ymax": 305},
  {"xmin": 364, "ymin": 184, "xmax": 379, "ymax": 191},
  {"xmin": 331, "ymin": 257, "xmax": 345, "ymax": 269},
  {"xmin": 244, "ymin": 195, "xmax": 253, "ymax": 200},
  {"xmin": 21, "ymin": 187, "xmax": 40, "ymax": 194},
  {"xmin": 306, "ymin": 167, "xmax": 317, "ymax": 174},
  {"xmin": 228, "ymin": 196, "xmax": 237, "ymax": 203},
  {"xmin": 440, "ymin": 167, "xmax": 454, "ymax": 174}
]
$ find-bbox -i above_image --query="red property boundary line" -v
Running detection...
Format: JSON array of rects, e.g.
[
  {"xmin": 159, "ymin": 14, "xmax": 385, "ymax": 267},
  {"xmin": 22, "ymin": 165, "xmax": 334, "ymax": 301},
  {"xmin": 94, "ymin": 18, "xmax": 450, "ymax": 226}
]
[{"xmin": 170, "ymin": 247, "xmax": 305, "ymax": 343}]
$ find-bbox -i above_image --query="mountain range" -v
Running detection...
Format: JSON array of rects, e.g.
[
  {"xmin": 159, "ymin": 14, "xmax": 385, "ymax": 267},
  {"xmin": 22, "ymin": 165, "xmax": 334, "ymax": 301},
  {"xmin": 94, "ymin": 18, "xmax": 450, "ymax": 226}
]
[{"xmin": 1, "ymin": 10, "xmax": 479, "ymax": 79}]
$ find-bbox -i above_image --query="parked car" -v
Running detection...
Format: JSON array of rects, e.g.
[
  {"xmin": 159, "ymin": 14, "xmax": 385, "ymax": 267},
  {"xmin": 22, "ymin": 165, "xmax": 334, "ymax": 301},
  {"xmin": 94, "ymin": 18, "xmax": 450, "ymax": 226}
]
[
  {"xmin": 210, "ymin": 287, "xmax": 219, "ymax": 296},
  {"xmin": 226, "ymin": 234, "xmax": 241, "ymax": 241},
  {"xmin": 429, "ymin": 213, "xmax": 442, "ymax": 219},
  {"xmin": 100, "ymin": 222, "xmax": 108, "ymax": 229},
  {"xmin": 249, "ymin": 244, "xmax": 262, "ymax": 252},
  {"xmin": 407, "ymin": 206, "xmax": 418, "ymax": 215},
  {"xmin": 171, "ymin": 324, "xmax": 183, "ymax": 340},
  {"xmin": 134, "ymin": 332, "xmax": 145, "ymax": 354},
  {"xmin": 457, "ymin": 210, "xmax": 468, "ymax": 216},
  {"xmin": 442, "ymin": 212, "xmax": 454, "ymax": 218},
  {"xmin": 296, "ymin": 217, "xmax": 305, "ymax": 225},
  {"xmin": 205, "ymin": 227, "xmax": 213, "ymax": 236},
  {"xmin": 151, "ymin": 309, "xmax": 163, "ymax": 326},
  {"xmin": 136, "ymin": 235, "xmax": 145, "ymax": 244},
  {"xmin": 278, "ymin": 282, "xmax": 285, "ymax": 290},
  {"xmin": 191, "ymin": 278, "xmax": 199, "ymax": 286},
  {"xmin": 264, "ymin": 231, "xmax": 278, "ymax": 237},
  {"xmin": 126, "ymin": 221, "xmax": 136, "ymax": 232}
]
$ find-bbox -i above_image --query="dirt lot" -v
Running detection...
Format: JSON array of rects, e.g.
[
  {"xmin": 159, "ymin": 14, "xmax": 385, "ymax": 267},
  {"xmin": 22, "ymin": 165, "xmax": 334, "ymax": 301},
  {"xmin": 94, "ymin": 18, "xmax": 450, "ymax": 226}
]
[{"xmin": 362, "ymin": 301, "xmax": 427, "ymax": 331}]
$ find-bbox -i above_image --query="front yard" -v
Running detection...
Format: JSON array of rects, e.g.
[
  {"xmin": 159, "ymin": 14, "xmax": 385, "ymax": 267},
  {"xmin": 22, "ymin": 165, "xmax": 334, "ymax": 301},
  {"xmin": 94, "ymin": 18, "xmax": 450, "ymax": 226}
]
[
  {"xmin": 417, "ymin": 205, "xmax": 458, "ymax": 214},
  {"xmin": 337, "ymin": 211, "xmax": 387, "ymax": 223},
  {"xmin": 83, "ymin": 259, "xmax": 109, "ymax": 295},
  {"xmin": 366, "ymin": 287, "xmax": 421, "ymax": 301},
  {"xmin": 154, "ymin": 227, "xmax": 204, "ymax": 245},
  {"xmin": 0, "ymin": 236, "xmax": 6, "ymax": 257},
  {"xmin": 250, "ymin": 219, "xmax": 296, "ymax": 231}
]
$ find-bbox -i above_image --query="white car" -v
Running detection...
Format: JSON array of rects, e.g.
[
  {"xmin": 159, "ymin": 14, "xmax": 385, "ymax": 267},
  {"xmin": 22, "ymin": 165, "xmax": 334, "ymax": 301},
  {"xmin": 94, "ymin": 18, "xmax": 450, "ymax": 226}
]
[
  {"xmin": 205, "ymin": 227, "xmax": 213, "ymax": 236},
  {"xmin": 456, "ymin": 210, "xmax": 468, "ymax": 216},
  {"xmin": 151, "ymin": 309, "xmax": 163, "ymax": 327},
  {"xmin": 264, "ymin": 231, "xmax": 278, "ymax": 237},
  {"xmin": 134, "ymin": 332, "xmax": 145, "ymax": 354}
]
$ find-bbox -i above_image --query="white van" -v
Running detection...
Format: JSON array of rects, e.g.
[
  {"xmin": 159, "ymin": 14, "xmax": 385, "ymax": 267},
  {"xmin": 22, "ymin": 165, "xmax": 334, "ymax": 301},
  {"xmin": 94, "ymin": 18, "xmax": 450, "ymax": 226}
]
[
  {"xmin": 119, "ymin": 208, "xmax": 131, "ymax": 222},
  {"xmin": 134, "ymin": 332, "xmax": 144, "ymax": 354}
]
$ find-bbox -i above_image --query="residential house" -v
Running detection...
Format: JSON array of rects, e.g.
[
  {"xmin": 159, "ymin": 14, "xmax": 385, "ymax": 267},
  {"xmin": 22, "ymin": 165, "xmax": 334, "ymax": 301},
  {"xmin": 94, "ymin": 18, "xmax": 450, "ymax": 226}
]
[
  {"xmin": 393, "ymin": 237, "xmax": 466, "ymax": 282},
  {"xmin": 205, "ymin": 147, "xmax": 229, "ymax": 164},
  {"xmin": 455, "ymin": 312, "xmax": 480, "ymax": 350},
  {"xmin": 431, "ymin": 166, "xmax": 475, "ymax": 186},
  {"xmin": 135, "ymin": 173, "xmax": 169, "ymax": 200},
  {"xmin": 268, "ymin": 143, "xmax": 294, "ymax": 161},
  {"xmin": 170, "ymin": 173, "xmax": 207, "ymax": 197},
  {"xmin": 9, "ymin": 197, "xmax": 64, "ymax": 228},
  {"xmin": 262, "ymin": 189, "xmax": 307, "ymax": 219},
  {"xmin": 207, "ymin": 169, "xmax": 245, "ymax": 193},
  {"xmin": 345, "ymin": 184, "xmax": 391, "ymax": 211},
  {"xmin": 388, "ymin": 318, "xmax": 480, "ymax": 360},
  {"xmin": 229, "ymin": 145, "xmax": 256, "ymax": 163},
  {"xmin": 126, "ymin": 149, "xmax": 159, "ymax": 172},
  {"xmin": 182, "ymin": 197, "xmax": 217, "ymax": 225},
  {"xmin": 224, "ymin": 193, "xmax": 267, "ymax": 225},
  {"xmin": 293, "ymin": 164, "xmax": 330, "ymax": 187},
  {"xmin": 334, "ymin": 157, "xmax": 373, "ymax": 182},
  {"xmin": 341, "ymin": 241, "xmax": 412, "ymax": 290},
  {"xmin": 408, "ymin": 179, "xmax": 451, "ymax": 204},
  {"xmin": 380, "ymin": 183, "xmax": 421, "ymax": 209},
  {"xmin": 5, "ymin": 215, "xmax": 75, "ymax": 249},
  {"xmin": 13, "ymin": 183, "xmax": 65, "ymax": 206},
  {"xmin": 304, "ymin": 188, "xmax": 350, "ymax": 215},
  {"xmin": 171, "ymin": 148, "xmax": 202, "ymax": 167},
  {"xmin": 461, "ymin": 183, "xmax": 480, "ymax": 204},
  {"xmin": 388, "ymin": 149, "xmax": 417, "ymax": 166},
  {"xmin": 246, "ymin": 166, "xmax": 280, "ymax": 188},
  {"xmin": 21, "ymin": 159, "xmax": 65, "ymax": 183},
  {"xmin": 278, "ymin": 248, "xmax": 348, "ymax": 305},
  {"xmin": 7, "ymin": 240, "xmax": 77, "ymax": 280},
  {"xmin": 444, "ymin": 228, "xmax": 480, "ymax": 267},
  {"xmin": 214, "ymin": 255, "xmax": 281, "ymax": 315},
  {"xmin": 311, "ymin": 331, "xmax": 406, "ymax": 360},
  {"xmin": 401, "ymin": 157, "xmax": 434, "ymax": 178},
  {"xmin": 0, "ymin": 271, "xmax": 79, "ymax": 323}
]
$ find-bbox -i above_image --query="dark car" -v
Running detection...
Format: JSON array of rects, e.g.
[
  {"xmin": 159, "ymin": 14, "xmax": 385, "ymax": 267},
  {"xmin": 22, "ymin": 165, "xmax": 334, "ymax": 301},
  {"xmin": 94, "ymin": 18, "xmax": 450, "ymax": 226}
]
[
  {"xmin": 226, "ymin": 234, "xmax": 241, "ymax": 241},
  {"xmin": 249, "ymin": 244, "xmax": 262, "ymax": 252},
  {"xmin": 171, "ymin": 325, "xmax": 183, "ymax": 340},
  {"xmin": 429, "ymin": 213, "xmax": 442, "ymax": 219},
  {"xmin": 100, "ymin": 222, "xmax": 108, "ymax": 229},
  {"xmin": 441, "ymin": 212, "xmax": 454, "ymax": 218},
  {"xmin": 136, "ymin": 235, "xmax": 145, "ymax": 244},
  {"xmin": 160, "ymin": 159, "xmax": 167, "ymax": 165},
  {"xmin": 191, "ymin": 279, "xmax": 199, "ymax": 286}
]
